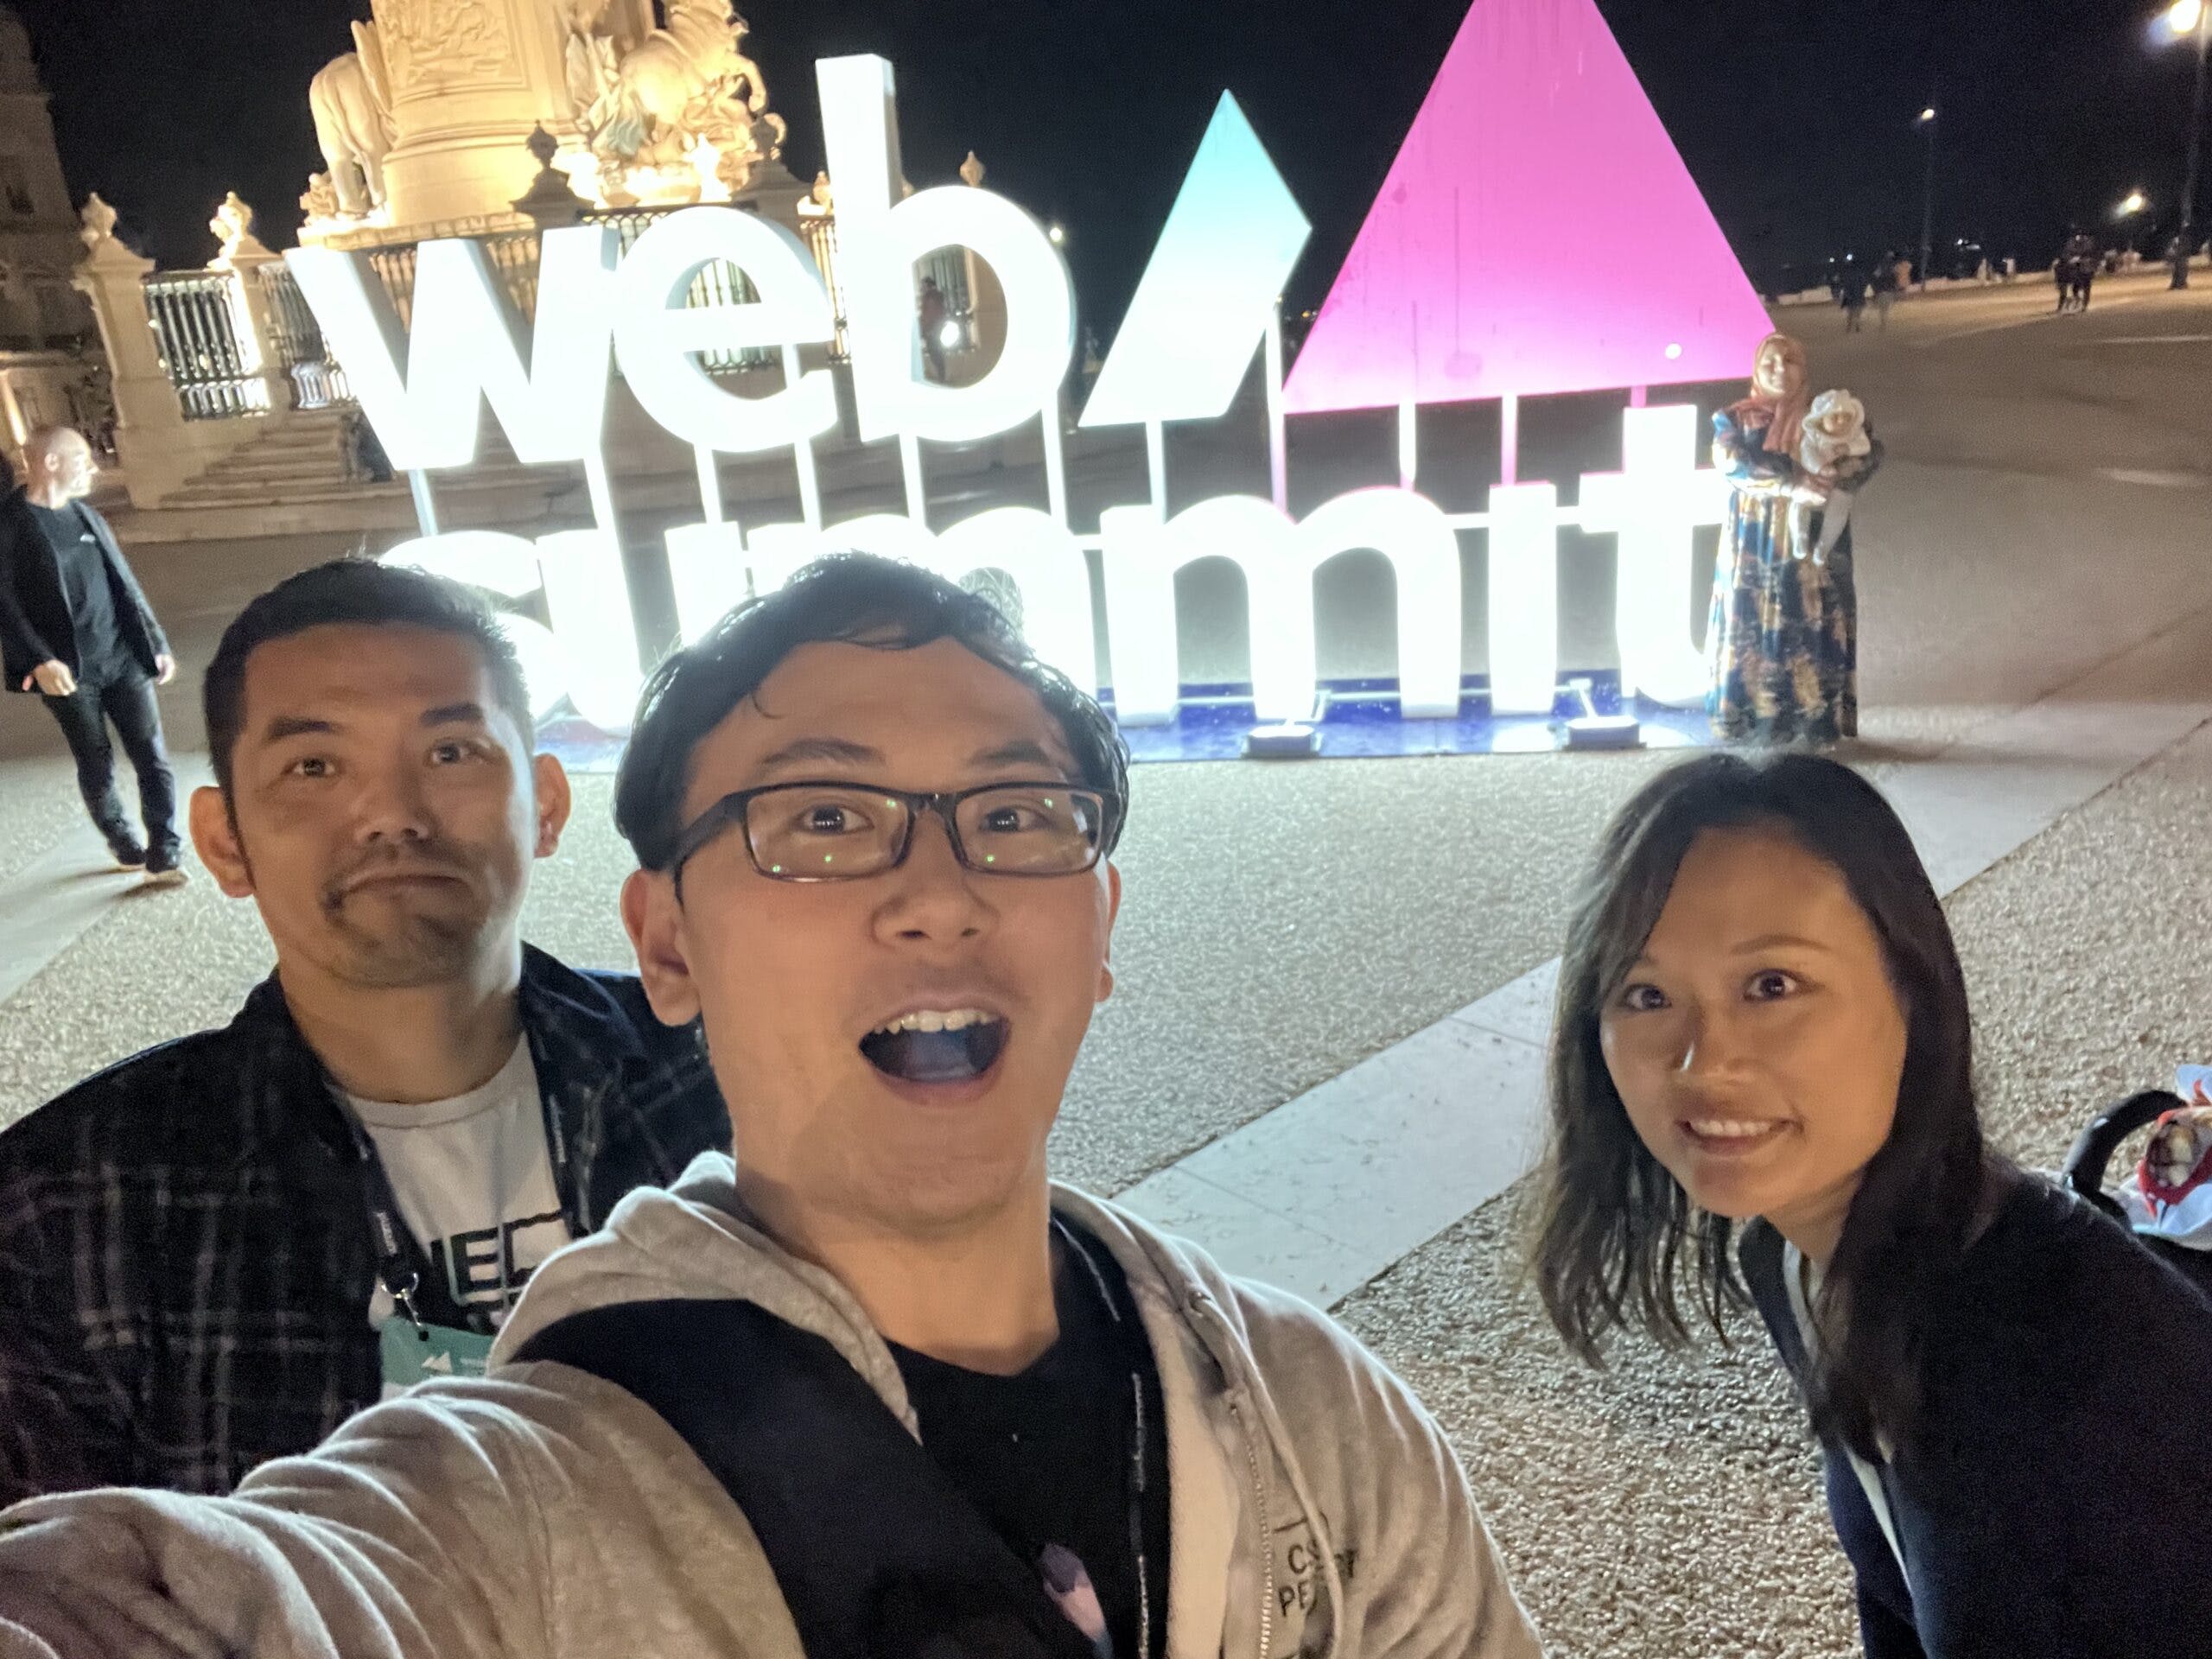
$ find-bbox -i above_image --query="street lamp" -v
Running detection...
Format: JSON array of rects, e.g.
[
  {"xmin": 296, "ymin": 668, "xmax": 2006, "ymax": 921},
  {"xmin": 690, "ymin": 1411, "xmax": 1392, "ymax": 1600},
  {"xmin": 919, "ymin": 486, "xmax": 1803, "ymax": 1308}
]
[
  {"xmin": 2120, "ymin": 188, "xmax": 2151, "ymax": 216},
  {"xmin": 1916, "ymin": 105, "xmax": 1939, "ymax": 287},
  {"xmin": 1046, "ymin": 223, "xmax": 1067, "ymax": 246},
  {"xmin": 2160, "ymin": 0, "xmax": 2211, "ymax": 288}
]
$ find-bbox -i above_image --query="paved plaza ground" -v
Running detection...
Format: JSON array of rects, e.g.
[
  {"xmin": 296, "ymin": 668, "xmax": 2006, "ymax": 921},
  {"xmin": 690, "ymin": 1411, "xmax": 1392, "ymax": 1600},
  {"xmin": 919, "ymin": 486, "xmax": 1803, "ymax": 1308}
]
[{"xmin": 3, "ymin": 269, "xmax": 2209, "ymax": 1654}]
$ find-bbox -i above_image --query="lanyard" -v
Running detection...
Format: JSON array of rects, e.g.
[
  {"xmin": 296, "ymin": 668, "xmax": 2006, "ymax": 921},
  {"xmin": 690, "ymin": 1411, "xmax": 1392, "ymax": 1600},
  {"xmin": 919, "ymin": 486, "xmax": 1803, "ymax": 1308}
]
[
  {"xmin": 1054, "ymin": 1217, "xmax": 1155, "ymax": 1659},
  {"xmin": 342, "ymin": 1049, "xmax": 580, "ymax": 1338}
]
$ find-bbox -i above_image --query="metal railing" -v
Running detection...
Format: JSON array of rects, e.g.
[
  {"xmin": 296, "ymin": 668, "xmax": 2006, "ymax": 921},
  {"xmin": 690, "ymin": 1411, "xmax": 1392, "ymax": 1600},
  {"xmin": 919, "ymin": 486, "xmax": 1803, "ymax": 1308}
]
[
  {"xmin": 142, "ymin": 271, "xmax": 268, "ymax": 422},
  {"xmin": 259, "ymin": 264, "xmax": 352, "ymax": 410},
  {"xmin": 137, "ymin": 199, "xmax": 985, "ymax": 427},
  {"xmin": 362, "ymin": 231, "xmax": 543, "ymax": 331}
]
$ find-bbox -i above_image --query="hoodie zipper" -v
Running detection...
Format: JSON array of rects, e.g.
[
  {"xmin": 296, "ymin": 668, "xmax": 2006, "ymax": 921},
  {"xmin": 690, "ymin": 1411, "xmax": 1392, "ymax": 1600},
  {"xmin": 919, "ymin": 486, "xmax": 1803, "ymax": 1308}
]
[{"xmin": 1218, "ymin": 1359, "xmax": 1275, "ymax": 1659}]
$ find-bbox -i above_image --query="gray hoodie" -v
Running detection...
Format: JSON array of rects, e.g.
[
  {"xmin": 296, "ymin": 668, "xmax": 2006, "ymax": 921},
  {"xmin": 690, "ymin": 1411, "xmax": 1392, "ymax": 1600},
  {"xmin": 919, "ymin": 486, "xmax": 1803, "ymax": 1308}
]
[{"xmin": 0, "ymin": 1154, "xmax": 1541, "ymax": 1659}]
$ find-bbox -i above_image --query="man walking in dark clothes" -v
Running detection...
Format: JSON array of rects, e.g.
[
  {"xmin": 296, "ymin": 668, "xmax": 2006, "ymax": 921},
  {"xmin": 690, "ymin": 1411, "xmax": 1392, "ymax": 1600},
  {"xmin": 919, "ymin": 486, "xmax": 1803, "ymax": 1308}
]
[{"xmin": 0, "ymin": 425, "xmax": 183, "ymax": 884}]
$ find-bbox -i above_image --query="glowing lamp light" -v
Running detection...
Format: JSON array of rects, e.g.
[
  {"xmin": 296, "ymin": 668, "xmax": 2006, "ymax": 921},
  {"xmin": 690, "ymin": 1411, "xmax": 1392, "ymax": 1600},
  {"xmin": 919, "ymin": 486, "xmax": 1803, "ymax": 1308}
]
[
  {"xmin": 2171, "ymin": 0, "xmax": 2204, "ymax": 37},
  {"xmin": 1664, "ymin": 342, "xmax": 1683, "ymax": 359},
  {"xmin": 1046, "ymin": 224, "xmax": 1066, "ymax": 245},
  {"xmin": 938, "ymin": 321, "xmax": 962, "ymax": 349},
  {"xmin": 2119, "ymin": 190, "xmax": 2150, "ymax": 217},
  {"xmin": 1917, "ymin": 106, "xmax": 1937, "ymax": 125}
]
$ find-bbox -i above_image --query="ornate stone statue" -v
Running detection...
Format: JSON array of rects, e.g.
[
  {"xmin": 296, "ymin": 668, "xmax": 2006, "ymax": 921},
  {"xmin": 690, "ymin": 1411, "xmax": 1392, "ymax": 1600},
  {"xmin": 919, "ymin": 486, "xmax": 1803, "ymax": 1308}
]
[
  {"xmin": 77, "ymin": 193, "xmax": 118, "ymax": 251},
  {"xmin": 207, "ymin": 193, "xmax": 274, "ymax": 267},
  {"xmin": 308, "ymin": 21, "xmax": 396, "ymax": 219},
  {"xmin": 550, "ymin": 0, "xmax": 626, "ymax": 119},
  {"xmin": 300, "ymin": 172, "xmax": 341, "ymax": 225},
  {"xmin": 583, "ymin": 0, "xmax": 786, "ymax": 200}
]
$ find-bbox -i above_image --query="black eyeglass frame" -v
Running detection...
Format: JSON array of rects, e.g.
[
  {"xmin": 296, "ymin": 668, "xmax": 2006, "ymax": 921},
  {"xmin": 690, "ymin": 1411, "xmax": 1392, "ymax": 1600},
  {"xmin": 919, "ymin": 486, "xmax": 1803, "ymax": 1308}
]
[{"xmin": 667, "ymin": 779, "xmax": 1123, "ymax": 885}]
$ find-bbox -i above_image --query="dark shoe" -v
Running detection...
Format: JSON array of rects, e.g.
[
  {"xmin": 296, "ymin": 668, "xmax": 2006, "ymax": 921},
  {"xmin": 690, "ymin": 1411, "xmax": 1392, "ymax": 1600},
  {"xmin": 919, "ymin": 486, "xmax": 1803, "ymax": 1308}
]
[
  {"xmin": 105, "ymin": 833, "xmax": 148, "ymax": 871},
  {"xmin": 143, "ymin": 844, "xmax": 188, "ymax": 888}
]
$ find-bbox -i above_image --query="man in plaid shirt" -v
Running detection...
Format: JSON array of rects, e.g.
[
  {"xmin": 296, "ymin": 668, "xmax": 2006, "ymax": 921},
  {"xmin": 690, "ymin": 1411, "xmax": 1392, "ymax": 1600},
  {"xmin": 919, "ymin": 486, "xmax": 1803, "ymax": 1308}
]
[{"xmin": 0, "ymin": 561, "xmax": 728, "ymax": 1501}]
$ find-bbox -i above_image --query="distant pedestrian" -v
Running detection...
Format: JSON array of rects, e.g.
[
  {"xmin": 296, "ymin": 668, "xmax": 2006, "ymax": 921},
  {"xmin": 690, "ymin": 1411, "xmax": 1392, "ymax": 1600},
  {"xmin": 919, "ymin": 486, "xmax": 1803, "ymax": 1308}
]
[
  {"xmin": 918, "ymin": 276, "xmax": 949, "ymax": 384},
  {"xmin": 0, "ymin": 425, "xmax": 183, "ymax": 883},
  {"xmin": 346, "ymin": 409, "xmax": 391, "ymax": 483},
  {"xmin": 1871, "ymin": 257, "xmax": 1898, "ymax": 330},
  {"xmin": 2068, "ymin": 233, "xmax": 2100, "ymax": 312},
  {"xmin": 1840, "ymin": 266, "xmax": 1871, "ymax": 334}
]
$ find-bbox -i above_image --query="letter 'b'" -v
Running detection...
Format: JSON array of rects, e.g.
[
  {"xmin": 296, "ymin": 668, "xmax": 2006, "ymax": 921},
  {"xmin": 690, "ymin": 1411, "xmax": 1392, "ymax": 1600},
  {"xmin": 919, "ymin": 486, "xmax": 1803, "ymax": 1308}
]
[{"xmin": 817, "ymin": 54, "xmax": 1075, "ymax": 444}]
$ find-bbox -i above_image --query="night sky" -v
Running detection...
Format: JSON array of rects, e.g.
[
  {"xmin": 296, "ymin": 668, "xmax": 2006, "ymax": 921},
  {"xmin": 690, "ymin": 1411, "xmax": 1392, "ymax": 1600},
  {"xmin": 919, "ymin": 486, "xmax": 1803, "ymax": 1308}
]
[{"xmin": 19, "ymin": 0, "xmax": 2209, "ymax": 324}]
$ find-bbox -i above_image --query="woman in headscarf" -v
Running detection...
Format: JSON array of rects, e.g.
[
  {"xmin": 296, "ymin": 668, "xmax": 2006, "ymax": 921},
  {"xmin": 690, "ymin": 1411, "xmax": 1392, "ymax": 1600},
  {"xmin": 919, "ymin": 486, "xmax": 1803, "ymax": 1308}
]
[{"xmin": 1707, "ymin": 333, "xmax": 1880, "ymax": 746}]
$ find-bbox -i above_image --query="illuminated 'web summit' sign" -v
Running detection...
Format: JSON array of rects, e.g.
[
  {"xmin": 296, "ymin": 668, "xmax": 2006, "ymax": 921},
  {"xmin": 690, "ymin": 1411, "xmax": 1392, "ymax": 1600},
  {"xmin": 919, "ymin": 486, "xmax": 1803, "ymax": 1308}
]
[{"xmin": 288, "ymin": 0, "xmax": 1772, "ymax": 738}]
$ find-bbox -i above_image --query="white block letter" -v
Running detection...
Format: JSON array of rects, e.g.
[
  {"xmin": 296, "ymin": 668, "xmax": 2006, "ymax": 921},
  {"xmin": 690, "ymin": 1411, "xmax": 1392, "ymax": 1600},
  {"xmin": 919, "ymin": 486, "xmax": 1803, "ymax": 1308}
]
[
  {"xmin": 289, "ymin": 226, "xmax": 619, "ymax": 470},
  {"xmin": 817, "ymin": 54, "xmax": 1074, "ymax": 443},
  {"xmin": 613, "ymin": 207, "xmax": 837, "ymax": 454}
]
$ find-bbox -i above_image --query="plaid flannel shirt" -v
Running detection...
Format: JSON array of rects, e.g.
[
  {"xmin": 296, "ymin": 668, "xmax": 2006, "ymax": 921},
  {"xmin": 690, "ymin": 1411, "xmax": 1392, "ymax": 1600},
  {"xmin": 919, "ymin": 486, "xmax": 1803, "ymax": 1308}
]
[{"xmin": 0, "ymin": 945, "xmax": 729, "ymax": 1503}]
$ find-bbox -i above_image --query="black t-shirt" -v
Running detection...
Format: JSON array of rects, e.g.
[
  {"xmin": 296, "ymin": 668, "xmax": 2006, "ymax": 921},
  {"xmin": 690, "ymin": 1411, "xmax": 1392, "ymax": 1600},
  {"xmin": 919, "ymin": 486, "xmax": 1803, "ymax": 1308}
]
[
  {"xmin": 890, "ymin": 1224, "xmax": 1173, "ymax": 1659},
  {"xmin": 31, "ymin": 502, "xmax": 122, "ymax": 676}
]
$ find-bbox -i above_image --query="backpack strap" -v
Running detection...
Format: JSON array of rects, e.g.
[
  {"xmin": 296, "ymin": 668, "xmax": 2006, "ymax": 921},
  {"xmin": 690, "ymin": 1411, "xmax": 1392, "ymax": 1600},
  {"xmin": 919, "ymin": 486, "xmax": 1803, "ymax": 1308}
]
[{"xmin": 513, "ymin": 1299, "xmax": 1099, "ymax": 1659}]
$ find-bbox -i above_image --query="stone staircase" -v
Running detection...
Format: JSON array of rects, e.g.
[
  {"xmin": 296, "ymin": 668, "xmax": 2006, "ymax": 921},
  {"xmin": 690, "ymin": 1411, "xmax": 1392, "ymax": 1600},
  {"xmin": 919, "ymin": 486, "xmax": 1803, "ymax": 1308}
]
[
  {"xmin": 156, "ymin": 410, "xmax": 363, "ymax": 511},
  {"xmin": 123, "ymin": 410, "xmax": 582, "ymax": 544}
]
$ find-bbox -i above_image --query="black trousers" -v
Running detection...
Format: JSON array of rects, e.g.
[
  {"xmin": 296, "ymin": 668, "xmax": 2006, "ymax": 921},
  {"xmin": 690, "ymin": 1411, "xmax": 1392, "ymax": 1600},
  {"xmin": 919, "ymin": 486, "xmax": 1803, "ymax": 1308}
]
[{"xmin": 40, "ymin": 664, "xmax": 177, "ymax": 854}]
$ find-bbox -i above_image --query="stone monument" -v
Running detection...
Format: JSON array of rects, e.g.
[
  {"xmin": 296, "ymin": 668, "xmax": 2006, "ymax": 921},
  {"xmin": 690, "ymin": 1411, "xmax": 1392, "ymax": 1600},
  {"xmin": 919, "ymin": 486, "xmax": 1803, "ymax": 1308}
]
[{"xmin": 301, "ymin": 0, "xmax": 803, "ymax": 244}]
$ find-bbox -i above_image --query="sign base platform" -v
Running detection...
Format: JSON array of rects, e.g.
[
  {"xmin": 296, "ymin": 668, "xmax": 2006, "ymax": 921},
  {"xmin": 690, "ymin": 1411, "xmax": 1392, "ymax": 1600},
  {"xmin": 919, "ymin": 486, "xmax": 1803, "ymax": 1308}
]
[{"xmin": 536, "ymin": 671, "xmax": 1716, "ymax": 773}]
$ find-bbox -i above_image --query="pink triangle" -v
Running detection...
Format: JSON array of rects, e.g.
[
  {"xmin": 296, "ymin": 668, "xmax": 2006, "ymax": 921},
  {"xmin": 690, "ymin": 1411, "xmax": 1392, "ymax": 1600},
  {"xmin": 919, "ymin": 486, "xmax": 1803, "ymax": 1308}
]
[{"xmin": 1283, "ymin": 0, "xmax": 1774, "ymax": 414}]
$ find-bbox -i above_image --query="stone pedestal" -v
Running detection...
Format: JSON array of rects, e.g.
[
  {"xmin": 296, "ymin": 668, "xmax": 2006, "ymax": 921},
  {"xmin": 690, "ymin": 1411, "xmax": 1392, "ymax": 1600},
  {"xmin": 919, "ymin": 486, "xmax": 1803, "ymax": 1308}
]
[
  {"xmin": 372, "ymin": 0, "xmax": 576, "ymax": 232},
  {"xmin": 213, "ymin": 247, "xmax": 297, "ymax": 423},
  {"xmin": 73, "ymin": 233, "xmax": 257, "ymax": 507}
]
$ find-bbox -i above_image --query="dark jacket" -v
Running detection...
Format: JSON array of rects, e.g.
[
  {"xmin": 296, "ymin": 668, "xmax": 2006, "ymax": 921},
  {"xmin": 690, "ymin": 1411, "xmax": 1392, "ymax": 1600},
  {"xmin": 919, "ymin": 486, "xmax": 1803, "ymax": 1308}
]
[
  {"xmin": 1743, "ymin": 1175, "xmax": 2212, "ymax": 1658},
  {"xmin": 0, "ymin": 947, "xmax": 729, "ymax": 1502},
  {"xmin": 0, "ymin": 488, "xmax": 166, "ymax": 690}
]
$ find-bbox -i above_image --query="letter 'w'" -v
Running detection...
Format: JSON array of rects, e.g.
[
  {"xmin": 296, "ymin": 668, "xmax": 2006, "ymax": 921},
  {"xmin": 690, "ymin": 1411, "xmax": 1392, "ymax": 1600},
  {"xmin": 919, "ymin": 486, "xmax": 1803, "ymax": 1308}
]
[{"xmin": 286, "ymin": 226, "xmax": 620, "ymax": 472}]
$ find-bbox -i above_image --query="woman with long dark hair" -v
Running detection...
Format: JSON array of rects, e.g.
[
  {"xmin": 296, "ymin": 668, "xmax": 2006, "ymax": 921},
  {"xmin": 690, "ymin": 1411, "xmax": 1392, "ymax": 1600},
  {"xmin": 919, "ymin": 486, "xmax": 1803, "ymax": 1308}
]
[{"xmin": 1532, "ymin": 752, "xmax": 2212, "ymax": 1657}]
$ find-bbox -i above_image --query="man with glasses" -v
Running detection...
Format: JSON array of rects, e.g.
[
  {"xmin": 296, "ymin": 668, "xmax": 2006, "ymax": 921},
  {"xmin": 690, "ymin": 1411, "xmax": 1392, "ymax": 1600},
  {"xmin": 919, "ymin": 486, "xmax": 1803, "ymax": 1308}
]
[
  {"xmin": 0, "ymin": 425, "xmax": 185, "ymax": 884},
  {"xmin": 0, "ymin": 555, "xmax": 1541, "ymax": 1659}
]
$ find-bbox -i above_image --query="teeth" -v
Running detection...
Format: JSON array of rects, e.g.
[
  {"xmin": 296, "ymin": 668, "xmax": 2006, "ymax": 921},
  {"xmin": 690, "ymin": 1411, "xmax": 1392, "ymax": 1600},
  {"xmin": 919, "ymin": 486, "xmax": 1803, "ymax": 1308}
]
[
  {"xmin": 870, "ymin": 1008, "xmax": 1000, "ymax": 1037},
  {"xmin": 1689, "ymin": 1119, "xmax": 1779, "ymax": 1140}
]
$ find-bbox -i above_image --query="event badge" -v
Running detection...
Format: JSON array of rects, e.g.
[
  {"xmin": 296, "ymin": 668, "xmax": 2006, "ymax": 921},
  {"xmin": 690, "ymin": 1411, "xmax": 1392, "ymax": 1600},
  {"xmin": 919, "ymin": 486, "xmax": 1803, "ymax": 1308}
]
[{"xmin": 379, "ymin": 1316, "xmax": 495, "ymax": 1395}]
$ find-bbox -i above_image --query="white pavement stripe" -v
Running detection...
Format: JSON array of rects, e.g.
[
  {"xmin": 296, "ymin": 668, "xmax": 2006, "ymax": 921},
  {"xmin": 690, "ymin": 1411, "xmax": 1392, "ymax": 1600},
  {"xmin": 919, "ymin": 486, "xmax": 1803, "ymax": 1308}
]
[
  {"xmin": 1122, "ymin": 611, "xmax": 2212, "ymax": 1308},
  {"xmin": 2093, "ymin": 334, "xmax": 2212, "ymax": 346},
  {"xmin": 1927, "ymin": 290, "xmax": 2162, "ymax": 343},
  {"xmin": 0, "ymin": 759, "xmax": 213, "ymax": 1007}
]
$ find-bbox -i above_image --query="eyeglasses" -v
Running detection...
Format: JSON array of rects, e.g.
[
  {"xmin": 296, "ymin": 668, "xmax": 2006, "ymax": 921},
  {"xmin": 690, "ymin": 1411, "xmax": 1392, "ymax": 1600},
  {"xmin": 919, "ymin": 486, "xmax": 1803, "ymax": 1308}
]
[{"xmin": 669, "ymin": 779, "xmax": 1119, "ymax": 885}]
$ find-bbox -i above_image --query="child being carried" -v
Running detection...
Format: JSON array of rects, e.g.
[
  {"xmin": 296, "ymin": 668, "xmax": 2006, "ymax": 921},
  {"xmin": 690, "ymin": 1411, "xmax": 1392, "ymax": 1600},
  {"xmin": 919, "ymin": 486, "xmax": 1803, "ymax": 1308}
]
[{"xmin": 1793, "ymin": 390, "xmax": 1871, "ymax": 564}]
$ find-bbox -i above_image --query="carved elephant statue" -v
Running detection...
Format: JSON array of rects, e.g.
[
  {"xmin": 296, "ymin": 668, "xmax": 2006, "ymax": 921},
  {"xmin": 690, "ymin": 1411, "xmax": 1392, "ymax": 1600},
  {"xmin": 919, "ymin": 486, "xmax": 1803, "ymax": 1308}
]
[{"xmin": 309, "ymin": 22, "xmax": 395, "ymax": 219}]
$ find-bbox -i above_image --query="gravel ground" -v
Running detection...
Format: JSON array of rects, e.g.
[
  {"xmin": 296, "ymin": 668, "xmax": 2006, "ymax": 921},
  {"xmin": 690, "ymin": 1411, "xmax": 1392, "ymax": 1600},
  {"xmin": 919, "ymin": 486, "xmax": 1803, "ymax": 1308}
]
[{"xmin": 1341, "ymin": 718, "xmax": 2212, "ymax": 1658}]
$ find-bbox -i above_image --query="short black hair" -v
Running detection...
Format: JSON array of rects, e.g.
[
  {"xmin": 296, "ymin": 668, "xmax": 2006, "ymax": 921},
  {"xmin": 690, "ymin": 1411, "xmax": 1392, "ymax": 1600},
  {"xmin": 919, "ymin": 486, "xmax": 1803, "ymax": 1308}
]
[
  {"xmin": 615, "ymin": 554, "xmax": 1130, "ymax": 873},
  {"xmin": 205, "ymin": 559, "xmax": 533, "ymax": 797}
]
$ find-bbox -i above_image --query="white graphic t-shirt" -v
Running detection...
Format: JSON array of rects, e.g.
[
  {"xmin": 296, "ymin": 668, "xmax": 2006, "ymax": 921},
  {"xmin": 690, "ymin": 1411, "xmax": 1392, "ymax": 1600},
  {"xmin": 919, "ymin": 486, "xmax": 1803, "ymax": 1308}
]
[{"xmin": 350, "ymin": 1038, "xmax": 571, "ymax": 1335}]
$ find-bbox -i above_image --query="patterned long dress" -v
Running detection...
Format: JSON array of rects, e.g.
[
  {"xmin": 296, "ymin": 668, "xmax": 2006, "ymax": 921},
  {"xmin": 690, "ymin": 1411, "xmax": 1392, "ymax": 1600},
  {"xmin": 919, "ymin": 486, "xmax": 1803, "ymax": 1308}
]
[{"xmin": 1707, "ymin": 410, "xmax": 1882, "ymax": 744}]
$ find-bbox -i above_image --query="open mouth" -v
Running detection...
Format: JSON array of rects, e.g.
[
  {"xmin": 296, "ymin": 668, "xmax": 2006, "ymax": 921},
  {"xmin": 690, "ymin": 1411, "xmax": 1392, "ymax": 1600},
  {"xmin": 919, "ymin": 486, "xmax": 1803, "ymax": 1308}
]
[{"xmin": 860, "ymin": 1008, "xmax": 1010, "ymax": 1085}]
